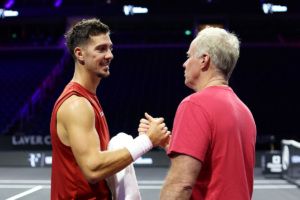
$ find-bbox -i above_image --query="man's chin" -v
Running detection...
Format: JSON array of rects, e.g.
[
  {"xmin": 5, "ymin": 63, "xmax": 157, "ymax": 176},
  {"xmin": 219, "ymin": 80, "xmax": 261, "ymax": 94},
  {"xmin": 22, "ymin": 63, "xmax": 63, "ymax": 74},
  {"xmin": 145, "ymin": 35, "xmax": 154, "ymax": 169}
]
[
  {"xmin": 97, "ymin": 72, "xmax": 110, "ymax": 78},
  {"xmin": 185, "ymin": 80, "xmax": 193, "ymax": 89}
]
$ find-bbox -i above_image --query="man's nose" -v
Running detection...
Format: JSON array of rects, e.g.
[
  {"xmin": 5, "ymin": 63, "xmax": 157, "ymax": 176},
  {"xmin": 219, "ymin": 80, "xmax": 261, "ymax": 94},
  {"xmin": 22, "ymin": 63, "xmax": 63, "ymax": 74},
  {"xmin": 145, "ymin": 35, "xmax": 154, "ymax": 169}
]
[
  {"xmin": 183, "ymin": 60, "xmax": 187, "ymax": 68},
  {"xmin": 106, "ymin": 50, "xmax": 113, "ymax": 59}
]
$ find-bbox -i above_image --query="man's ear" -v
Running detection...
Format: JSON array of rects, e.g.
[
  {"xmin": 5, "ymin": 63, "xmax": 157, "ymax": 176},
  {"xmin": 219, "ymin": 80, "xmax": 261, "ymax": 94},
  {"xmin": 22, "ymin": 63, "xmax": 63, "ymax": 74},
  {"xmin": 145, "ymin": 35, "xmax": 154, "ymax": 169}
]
[
  {"xmin": 74, "ymin": 47, "xmax": 84, "ymax": 64},
  {"xmin": 200, "ymin": 53, "xmax": 210, "ymax": 70}
]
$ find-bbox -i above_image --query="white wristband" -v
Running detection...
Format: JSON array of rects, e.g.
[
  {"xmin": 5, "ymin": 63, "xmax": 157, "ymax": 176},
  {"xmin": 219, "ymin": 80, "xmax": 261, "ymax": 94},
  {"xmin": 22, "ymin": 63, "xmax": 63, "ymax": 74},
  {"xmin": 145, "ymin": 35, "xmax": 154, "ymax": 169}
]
[{"xmin": 125, "ymin": 134, "xmax": 153, "ymax": 161}]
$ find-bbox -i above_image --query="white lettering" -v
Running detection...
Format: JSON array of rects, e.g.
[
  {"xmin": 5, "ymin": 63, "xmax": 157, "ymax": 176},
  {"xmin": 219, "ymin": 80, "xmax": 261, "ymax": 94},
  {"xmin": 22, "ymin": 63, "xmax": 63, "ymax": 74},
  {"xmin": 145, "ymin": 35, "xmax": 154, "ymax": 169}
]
[
  {"xmin": 12, "ymin": 136, "xmax": 18, "ymax": 145},
  {"xmin": 17, "ymin": 136, "xmax": 25, "ymax": 145},
  {"xmin": 12, "ymin": 135, "xmax": 51, "ymax": 146},
  {"xmin": 44, "ymin": 135, "xmax": 51, "ymax": 145},
  {"xmin": 35, "ymin": 136, "xmax": 43, "ymax": 145},
  {"xmin": 24, "ymin": 136, "xmax": 30, "ymax": 144}
]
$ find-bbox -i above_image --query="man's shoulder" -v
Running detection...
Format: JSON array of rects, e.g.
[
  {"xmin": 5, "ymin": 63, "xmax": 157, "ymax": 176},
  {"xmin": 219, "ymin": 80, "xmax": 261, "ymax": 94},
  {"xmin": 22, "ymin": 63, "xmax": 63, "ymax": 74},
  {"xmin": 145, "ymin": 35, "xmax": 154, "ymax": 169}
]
[
  {"xmin": 58, "ymin": 95, "xmax": 93, "ymax": 119},
  {"xmin": 187, "ymin": 86, "xmax": 233, "ymax": 102},
  {"xmin": 64, "ymin": 95, "xmax": 90, "ymax": 105},
  {"xmin": 180, "ymin": 91, "xmax": 207, "ymax": 105}
]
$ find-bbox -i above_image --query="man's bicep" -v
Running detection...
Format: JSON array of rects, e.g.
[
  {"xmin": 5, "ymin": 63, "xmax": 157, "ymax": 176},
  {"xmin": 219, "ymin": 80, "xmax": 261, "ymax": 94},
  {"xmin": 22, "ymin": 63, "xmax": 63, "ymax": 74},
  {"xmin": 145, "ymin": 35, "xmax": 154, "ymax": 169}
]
[{"xmin": 63, "ymin": 98, "xmax": 100, "ymax": 162}]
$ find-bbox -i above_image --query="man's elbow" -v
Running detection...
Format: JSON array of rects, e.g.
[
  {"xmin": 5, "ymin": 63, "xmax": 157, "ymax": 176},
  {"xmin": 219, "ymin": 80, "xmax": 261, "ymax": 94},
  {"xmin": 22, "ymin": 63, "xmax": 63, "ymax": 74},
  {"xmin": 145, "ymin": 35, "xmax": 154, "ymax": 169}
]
[
  {"xmin": 182, "ymin": 184, "xmax": 193, "ymax": 192},
  {"xmin": 161, "ymin": 182, "xmax": 194, "ymax": 199},
  {"xmin": 84, "ymin": 170, "xmax": 108, "ymax": 184},
  {"xmin": 172, "ymin": 181, "xmax": 193, "ymax": 193},
  {"xmin": 85, "ymin": 172, "xmax": 99, "ymax": 184},
  {"xmin": 82, "ymin": 163, "xmax": 106, "ymax": 184}
]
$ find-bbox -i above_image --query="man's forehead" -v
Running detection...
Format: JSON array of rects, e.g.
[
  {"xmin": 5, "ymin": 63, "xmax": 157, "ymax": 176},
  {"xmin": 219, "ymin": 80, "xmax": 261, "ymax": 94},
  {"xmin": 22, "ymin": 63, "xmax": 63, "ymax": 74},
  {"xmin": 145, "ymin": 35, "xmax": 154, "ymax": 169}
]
[
  {"xmin": 187, "ymin": 41, "xmax": 197, "ymax": 54},
  {"xmin": 79, "ymin": 35, "xmax": 112, "ymax": 51},
  {"xmin": 89, "ymin": 34, "xmax": 112, "ymax": 45}
]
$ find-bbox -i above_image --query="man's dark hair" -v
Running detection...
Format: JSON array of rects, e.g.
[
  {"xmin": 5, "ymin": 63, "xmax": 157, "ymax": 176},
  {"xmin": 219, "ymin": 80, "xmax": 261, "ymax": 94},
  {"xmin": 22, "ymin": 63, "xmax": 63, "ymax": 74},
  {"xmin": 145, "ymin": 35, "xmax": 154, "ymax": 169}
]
[{"xmin": 65, "ymin": 18, "xmax": 110, "ymax": 59}]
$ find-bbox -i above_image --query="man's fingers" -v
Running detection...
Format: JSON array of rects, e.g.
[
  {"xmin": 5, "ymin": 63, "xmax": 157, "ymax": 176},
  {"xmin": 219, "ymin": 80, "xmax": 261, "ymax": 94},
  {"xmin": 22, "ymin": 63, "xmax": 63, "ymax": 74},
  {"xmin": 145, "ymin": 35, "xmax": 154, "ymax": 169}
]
[
  {"xmin": 144, "ymin": 112, "xmax": 154, "ymax": 121},
  {"xmin": 138, "ymin": 126, "xmax": 149, "ymax": 132},
  {"xmin": 140, "ymin": 118, "xmax": 149, "ymax": 124},
  {"xmin": 139, "ymin": 124, "xmax": 149, "ymax": 129},
  {"xmin": 145, "ymin": 113, "xmax": 165, "ymax": 123},
  {"xmin": 138, "ymin": 128, "xmax": 147, "ymax": 134},
  {"xmin": 155, "ymin": 117, "xmax": 164, "ymax": 123},
  {"xmin": 138, "ymin": 123, "xmax": 149, "ymax": 134},
  {"xmin": 158, "ymin": 123, "xmax": 166, "ymax": 130}
]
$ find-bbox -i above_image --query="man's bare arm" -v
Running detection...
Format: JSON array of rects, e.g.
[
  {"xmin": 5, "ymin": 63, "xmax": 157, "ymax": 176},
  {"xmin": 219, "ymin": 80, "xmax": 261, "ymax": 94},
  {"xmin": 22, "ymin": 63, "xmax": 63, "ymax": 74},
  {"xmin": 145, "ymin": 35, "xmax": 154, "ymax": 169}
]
[
  {"xmin": 57, "ymin": 96, "xmax": 168, "ymax": 183},
  {"xmin": 160, "ymin": 153, "xmax": 202, "ymax": 200}
]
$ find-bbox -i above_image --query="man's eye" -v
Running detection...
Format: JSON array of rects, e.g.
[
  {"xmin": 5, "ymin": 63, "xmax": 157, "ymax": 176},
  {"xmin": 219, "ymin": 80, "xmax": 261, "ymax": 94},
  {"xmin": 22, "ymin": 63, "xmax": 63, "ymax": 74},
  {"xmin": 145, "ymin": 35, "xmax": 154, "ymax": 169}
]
[{"xmin": 98, "ymin": 48, "xmax": 107, "ymax": 52}]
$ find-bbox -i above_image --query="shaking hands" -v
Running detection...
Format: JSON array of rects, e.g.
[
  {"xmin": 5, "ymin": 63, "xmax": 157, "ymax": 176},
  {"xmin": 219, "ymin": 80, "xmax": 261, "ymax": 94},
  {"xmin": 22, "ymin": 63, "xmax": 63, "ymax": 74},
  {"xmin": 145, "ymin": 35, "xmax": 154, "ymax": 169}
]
[{"xmin": 138, "ymin": 113, "xmax": 171, "ymax": 150}]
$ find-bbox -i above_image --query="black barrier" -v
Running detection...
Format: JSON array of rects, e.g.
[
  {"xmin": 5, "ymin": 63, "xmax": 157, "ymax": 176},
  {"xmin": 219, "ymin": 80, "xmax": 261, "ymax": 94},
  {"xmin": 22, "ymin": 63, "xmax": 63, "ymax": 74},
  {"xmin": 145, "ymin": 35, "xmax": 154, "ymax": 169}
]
[
  {"xmin": 0, "ymin": 149, "xmax": 170, "ymax": 168},
  {"xmin": 281, "ymin": 140, "xmax": 300, "ymax": 186},
  {"xmin": 0, "ymin": 151, "xmax": 52, "ymax": 167}
]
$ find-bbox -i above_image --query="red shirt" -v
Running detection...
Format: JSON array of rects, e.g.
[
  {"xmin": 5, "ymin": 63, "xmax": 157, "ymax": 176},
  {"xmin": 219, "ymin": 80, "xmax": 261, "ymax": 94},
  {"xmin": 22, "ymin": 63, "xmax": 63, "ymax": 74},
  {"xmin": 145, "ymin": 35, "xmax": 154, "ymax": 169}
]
[
  {"xmin": 50, "ymin": 82, "xmax": 111, "ymax": 200},
  {"xmin": 168, "ymin": 86, "xmax": 256, "ymax": 200}
]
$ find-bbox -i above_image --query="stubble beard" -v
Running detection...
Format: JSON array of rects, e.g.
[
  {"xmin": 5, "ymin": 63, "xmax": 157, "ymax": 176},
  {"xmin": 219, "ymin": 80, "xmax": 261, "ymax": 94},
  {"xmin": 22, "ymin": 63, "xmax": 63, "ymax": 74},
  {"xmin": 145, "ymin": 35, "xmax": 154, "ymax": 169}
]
[{"xmin": 97, "ymin": 70, "xmax": 110, "ymax": 78}]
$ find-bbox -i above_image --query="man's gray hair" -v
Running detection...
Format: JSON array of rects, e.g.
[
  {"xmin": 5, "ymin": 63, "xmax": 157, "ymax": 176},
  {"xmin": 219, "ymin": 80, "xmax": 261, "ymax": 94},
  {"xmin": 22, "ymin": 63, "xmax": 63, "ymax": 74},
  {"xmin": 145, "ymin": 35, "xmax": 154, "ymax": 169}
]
[{"xmin": 194, "ymin": 26, "xmax": 240, "ymax": 80}]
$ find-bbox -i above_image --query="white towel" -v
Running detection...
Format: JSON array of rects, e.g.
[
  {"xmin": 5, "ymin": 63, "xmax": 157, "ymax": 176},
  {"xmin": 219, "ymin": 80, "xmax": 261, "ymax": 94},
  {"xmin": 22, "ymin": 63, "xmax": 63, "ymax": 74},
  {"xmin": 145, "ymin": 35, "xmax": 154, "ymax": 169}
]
[{"xmin": 107, "ymin": 132, "xmax": 142, "ymax": 200}]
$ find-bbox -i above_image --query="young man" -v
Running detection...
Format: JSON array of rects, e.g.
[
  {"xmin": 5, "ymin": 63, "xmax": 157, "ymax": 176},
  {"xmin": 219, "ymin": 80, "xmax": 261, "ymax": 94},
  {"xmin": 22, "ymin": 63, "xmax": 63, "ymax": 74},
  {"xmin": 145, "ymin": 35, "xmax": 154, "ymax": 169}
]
[
  {"xmin": 159, "ymin": 26, "xmax": 257, "ymax": 200},
  {"xmin": 50, "ymin": 18, "xmax": 169, "ymax": 199}
]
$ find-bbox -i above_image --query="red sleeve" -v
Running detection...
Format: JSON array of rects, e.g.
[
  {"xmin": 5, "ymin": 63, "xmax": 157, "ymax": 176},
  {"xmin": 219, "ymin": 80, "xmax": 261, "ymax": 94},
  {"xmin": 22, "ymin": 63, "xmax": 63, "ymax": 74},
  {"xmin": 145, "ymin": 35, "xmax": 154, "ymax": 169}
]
[{"xmin": 167, "ymin": 99, "xmax": 211, "ymax": 162}]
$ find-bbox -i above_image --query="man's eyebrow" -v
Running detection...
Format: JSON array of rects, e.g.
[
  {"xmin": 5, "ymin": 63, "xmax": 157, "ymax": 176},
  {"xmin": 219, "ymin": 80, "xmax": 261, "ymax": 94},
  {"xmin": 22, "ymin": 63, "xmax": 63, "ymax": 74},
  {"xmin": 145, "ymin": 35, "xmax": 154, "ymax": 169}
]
[
  {"xmin": 94, "ymin": 43, "xmax": 112, "ymax": 49},
  {"xmin": 95, "ymin": 44, "xmax": 108, "ymax": 48}
]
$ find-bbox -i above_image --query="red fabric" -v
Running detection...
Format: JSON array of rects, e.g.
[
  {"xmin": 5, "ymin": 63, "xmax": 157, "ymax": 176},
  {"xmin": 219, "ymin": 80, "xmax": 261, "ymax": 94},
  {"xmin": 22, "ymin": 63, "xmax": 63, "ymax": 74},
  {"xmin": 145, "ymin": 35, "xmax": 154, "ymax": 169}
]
[
  {"xmin": 50, "ymin": 82, "xmax": 111, "ymax": 200},
  {"xmin": 168, "ymin": 86, "xmax": 256, "ymax": 200}
]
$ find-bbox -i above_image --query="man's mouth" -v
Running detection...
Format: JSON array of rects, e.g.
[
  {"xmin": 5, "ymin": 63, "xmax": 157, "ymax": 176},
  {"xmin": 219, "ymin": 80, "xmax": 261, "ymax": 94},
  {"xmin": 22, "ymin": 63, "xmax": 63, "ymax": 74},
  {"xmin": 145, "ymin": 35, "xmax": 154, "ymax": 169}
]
[{"xmin": 101, "ymin": 61, "xmax": 110, "ymax": 68}]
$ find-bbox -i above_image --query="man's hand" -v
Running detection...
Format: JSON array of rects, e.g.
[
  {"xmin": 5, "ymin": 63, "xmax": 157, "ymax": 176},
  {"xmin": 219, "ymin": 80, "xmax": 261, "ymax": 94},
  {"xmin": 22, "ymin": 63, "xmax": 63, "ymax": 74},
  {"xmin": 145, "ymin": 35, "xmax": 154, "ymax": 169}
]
[
  {"xmin": 139, "ymin": 113, "xmax": 171, "ymax": 148},
  {"xmin": 138, "ymin": 118, "xmax": 150, "ymax": 134}
]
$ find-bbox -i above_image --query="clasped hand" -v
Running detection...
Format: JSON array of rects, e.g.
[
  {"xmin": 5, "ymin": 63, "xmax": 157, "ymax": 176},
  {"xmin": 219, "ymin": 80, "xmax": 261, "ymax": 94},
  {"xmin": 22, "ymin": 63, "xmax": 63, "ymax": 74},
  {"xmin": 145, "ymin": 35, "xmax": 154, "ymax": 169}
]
[{"xmin": 138, "ymin": 112, "xmax": 171, "ymax": 150}]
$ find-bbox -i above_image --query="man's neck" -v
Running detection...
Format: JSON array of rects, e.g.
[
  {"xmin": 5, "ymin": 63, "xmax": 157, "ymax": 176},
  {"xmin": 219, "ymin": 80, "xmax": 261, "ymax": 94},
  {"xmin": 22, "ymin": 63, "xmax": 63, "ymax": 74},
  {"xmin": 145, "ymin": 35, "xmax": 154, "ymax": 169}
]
[
  {"xmin": 204, "ymin": 77, "xmax": 228, "ymax": 88},
  {"xmin": 197, "ymin": 76, "xmax": 228, "ymax": 92},
  {"xmin": 72, "ymin": 67, "xmax": 101, "ymax": 94}
]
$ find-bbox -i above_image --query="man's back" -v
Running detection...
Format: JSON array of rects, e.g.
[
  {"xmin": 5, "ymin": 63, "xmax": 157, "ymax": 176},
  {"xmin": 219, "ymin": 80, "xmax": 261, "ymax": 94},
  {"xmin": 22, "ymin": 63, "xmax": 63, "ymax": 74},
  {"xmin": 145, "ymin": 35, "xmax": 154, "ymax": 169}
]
[{"xmin": 169, "ymin": 86, "xmax": 256, "ymax": 200}]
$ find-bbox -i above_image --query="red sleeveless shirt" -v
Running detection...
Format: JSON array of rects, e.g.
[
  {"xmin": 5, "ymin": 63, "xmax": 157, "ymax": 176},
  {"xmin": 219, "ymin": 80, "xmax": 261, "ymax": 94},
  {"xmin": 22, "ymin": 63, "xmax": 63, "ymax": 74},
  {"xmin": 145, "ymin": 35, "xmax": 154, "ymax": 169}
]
[{"xmin": 50, "ymin": 82, "xmax": 111, "ymax": 200}]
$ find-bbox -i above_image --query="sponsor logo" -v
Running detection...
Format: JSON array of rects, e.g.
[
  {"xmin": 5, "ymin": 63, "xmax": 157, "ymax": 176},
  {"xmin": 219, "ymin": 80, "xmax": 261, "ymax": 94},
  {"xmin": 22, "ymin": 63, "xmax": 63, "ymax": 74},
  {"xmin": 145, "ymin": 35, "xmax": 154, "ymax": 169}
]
[
  {"xmin": 28, "ymin": 153, "xmax": 41, "ymax": 167},
  {"xmin": 12, "ymin": 135, "xmax": 51, "ymax": 146}
]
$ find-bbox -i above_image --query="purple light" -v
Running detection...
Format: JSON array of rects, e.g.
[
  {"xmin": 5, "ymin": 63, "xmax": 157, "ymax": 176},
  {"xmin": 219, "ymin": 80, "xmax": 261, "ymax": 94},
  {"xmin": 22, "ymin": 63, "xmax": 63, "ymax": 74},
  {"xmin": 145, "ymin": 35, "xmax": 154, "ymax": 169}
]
[
  {"xmin": 54, "ymin": 0, "xmax": 63, "ymax": 8},
  {"xmin": 4, "ymin": 0, "xmax": 15, "ymax": 9}
]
